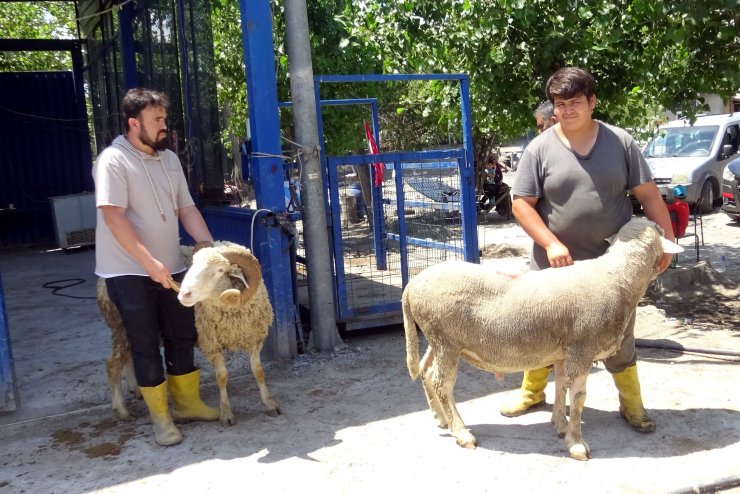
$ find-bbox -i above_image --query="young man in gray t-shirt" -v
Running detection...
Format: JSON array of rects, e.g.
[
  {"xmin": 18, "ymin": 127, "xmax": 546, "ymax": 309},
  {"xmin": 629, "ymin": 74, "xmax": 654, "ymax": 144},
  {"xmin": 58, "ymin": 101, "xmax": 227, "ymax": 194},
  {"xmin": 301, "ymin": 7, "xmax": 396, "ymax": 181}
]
[{"xmin": 500, "ymin": 67, "xmax": 674, "ymax": 434}]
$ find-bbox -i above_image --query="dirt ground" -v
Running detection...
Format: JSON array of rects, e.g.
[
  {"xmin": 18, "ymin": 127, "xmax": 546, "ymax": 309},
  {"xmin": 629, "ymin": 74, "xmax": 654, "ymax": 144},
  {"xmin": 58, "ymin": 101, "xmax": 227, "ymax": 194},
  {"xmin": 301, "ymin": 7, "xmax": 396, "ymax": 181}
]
[{"xmin": 0, "ymin": 207, "xmax": 739, "ymax": 494}]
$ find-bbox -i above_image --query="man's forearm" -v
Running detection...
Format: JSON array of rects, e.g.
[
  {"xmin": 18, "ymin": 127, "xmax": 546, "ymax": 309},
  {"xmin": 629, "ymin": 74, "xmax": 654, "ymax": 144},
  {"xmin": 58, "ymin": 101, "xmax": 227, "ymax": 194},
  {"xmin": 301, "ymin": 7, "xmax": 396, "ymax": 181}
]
[
  {"xmin": 178, "ymin": 205, "xmax": 213, "ymax": 244},
  {"xmin": 633, "ymin": 182, "xmax": 676, "ymax": 242},
  {"xmin": 512, "ymin": 197, "xmax": 561, "ymax": 250}
]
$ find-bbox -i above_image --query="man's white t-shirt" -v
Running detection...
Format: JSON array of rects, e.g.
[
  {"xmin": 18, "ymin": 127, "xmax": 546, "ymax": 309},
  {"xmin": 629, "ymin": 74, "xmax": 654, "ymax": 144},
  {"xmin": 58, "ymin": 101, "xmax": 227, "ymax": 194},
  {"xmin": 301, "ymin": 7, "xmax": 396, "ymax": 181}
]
[{"xmin": 93, "ymin": 135, "xmax": 194, "ymax": 277}]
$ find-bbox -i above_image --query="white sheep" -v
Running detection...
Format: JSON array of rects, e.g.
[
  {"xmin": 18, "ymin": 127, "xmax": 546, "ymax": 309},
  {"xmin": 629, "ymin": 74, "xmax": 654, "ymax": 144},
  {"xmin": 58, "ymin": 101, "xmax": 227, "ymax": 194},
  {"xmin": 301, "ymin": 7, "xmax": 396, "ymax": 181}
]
[
  {"xmin": 177, "ymin": 242, "xmax": 280, "ymax": 426},
  {"xmin": 403, "ymin": 217, "xmax": 682, "ymax": 460},
  {"xmin": 100, "ymin": 241, "xmax": 280, "ymax": 427}
]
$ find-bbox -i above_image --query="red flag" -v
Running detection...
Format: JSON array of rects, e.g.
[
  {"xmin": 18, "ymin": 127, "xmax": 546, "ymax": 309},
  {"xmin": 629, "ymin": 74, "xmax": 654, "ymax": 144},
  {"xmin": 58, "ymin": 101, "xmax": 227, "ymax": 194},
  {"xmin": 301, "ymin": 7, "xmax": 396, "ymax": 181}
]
[{"xmin": 364, "ymin": 120, "xmax": 385, "ymax": 186}]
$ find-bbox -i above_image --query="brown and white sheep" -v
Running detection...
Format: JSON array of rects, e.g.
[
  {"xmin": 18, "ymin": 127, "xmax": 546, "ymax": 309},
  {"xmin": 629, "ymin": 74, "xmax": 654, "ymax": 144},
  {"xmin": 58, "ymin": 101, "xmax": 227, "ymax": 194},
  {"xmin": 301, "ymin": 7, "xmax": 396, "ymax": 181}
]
[
  {"xmin": 97, "ymin": 278, "xmax": 138, "ymax": 421},
  {"xmin": 99, "ymin": 241, "xmax": 280, "ymax": 427},
  {"xmin": 403, "ymin": 217, "xmax": 682, "ymax": 460},
  {"xmin": 177, "ymin": 242, "xmax": 280, "ymax": 425}
]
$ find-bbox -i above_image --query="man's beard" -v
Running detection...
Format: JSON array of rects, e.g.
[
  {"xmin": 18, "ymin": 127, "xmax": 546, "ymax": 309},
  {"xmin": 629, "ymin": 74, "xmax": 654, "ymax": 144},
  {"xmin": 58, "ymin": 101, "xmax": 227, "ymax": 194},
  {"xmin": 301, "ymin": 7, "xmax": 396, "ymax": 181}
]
[{"xmin": 140, "ymin": 127, "xmax": 169, "ymax": 151}]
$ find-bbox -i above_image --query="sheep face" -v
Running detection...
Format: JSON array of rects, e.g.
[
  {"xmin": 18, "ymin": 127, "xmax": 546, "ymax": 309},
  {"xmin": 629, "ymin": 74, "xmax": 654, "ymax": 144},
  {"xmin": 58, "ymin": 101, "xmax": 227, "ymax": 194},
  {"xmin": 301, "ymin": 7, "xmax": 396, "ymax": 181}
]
[{"xmin": 177, "ymin": 248, "xmax": 235, "ymax": 307}]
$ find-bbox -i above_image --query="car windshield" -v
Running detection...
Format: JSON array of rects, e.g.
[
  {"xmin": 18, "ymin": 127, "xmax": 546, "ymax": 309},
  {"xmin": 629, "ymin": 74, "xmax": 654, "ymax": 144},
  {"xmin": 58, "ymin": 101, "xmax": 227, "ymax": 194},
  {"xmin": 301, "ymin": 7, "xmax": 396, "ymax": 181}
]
[{"xmin": 643, "ymin": 125, "xmax": 718, "ymax": 158}]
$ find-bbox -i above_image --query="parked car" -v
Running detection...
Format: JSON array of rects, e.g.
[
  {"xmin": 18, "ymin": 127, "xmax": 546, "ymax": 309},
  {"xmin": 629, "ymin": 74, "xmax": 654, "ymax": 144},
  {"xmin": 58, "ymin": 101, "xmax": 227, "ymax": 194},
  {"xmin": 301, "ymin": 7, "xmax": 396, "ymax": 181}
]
[
  {"xmin": 721, "ymin": 157, "xmax": 740, "ymax": 222},
  {"xmin": 641, "ymin": 113, "xmax": 740, "ymax": 213}
]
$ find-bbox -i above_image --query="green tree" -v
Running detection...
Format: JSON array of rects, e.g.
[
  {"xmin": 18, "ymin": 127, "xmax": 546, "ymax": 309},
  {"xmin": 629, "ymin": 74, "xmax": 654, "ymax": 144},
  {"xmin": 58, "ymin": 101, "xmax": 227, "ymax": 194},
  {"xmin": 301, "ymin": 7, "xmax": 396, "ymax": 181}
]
[
  {"xmin": 212, "ymin": 0, "xmax": 391, "ymax": 159},
  {"xmin": 0, "ymin": 2, "xmax": 76, "ymax": 71},
  {"xmin": 212, "ymin": 0, "xmax": 739, "ymax": 165},
  {"xmin": 346, "ymin": 0, "xmax": 740, "ymax": 150}
]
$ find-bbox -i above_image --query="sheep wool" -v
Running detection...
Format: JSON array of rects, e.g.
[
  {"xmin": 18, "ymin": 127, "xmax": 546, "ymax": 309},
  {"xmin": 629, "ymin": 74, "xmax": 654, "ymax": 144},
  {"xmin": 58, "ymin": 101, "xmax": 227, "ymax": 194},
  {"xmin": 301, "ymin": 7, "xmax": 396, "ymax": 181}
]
[
  {"xmin": 403, "ymin": 217, "xmax": 681, "ymax": 460},
  {"xmin": 100, "ymin": 241, "xmax": 280, "ymax": 428}
]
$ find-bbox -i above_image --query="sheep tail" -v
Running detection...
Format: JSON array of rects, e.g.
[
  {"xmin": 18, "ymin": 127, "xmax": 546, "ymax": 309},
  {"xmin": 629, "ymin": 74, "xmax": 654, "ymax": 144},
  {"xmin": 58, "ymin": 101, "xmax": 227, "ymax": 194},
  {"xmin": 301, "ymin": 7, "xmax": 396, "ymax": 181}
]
[{"xmin": 402, "ymin": 288, "xmax": 421, "ymax": 380}]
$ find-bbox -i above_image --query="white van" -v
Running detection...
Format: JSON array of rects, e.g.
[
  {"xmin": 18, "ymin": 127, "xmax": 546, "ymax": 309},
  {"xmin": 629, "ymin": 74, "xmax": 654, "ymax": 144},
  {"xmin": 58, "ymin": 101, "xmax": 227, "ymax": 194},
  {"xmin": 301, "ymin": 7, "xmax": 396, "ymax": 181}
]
[{"xmin": 642, "ymin": 113, "xmax": 740, "ymax": 213}]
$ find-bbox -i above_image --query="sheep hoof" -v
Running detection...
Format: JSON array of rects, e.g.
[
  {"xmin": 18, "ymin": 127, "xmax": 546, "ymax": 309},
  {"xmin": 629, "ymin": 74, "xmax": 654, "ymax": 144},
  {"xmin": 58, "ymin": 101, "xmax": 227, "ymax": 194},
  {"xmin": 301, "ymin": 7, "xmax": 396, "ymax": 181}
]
[
  {"xmin": 569, "ymin": 443, "xmax": 591, "ymax": 461},
  {"xmin": 220, "ymin": 414, "xmax": 237, "ymax": 427},
  {"xmin": 117, "ymin": 411, "xmax": 135, "ymax": 422},
  {"xmin": 456, "ymin": 433, "xmax": 477, "ymax": 449},
  {"xmin": 265, "ymin": 407, "xmax": 281, "ymax": 417}
]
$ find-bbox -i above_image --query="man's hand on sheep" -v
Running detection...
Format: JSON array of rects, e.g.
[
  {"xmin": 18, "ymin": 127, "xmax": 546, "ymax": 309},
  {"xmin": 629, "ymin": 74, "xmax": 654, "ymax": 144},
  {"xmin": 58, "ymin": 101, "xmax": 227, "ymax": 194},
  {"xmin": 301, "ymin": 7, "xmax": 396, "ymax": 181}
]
[
  {"xmin": 194, "ymin": 240, "xmax": 214, "ymax": 252},
  {"xmin": 545, "ymin": 240, "xmax": 573, "ymax": 268}
]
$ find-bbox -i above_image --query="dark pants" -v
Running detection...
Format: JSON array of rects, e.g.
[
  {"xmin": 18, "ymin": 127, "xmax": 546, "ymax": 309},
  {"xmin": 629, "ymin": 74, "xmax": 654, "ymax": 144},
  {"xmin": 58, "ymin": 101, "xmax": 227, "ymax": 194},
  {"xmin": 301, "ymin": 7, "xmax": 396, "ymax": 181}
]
[{"xmin": 105, "ymin": 272, "xmax": 197, "ymax": 387}]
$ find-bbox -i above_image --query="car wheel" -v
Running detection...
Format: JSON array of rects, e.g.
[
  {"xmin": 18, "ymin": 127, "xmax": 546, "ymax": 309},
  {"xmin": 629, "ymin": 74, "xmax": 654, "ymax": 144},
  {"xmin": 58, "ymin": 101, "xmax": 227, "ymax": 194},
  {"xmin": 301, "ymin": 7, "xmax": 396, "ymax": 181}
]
[{"xmin": 698, "ymin": 181, "xmax": 714, "ymax": 214}]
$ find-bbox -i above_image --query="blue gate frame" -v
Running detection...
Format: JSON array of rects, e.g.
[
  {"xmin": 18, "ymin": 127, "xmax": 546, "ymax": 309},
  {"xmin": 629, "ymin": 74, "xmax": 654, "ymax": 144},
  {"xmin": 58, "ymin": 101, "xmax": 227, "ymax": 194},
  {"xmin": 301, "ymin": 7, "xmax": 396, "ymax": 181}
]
[
  {"xmin": 327, "ymin": 149, "xmax": 475, "ymax": 322},
  {"xmin": 313, "ymin": 74, "xmax": 479, "ymax": 327},
  {"xmin": 0, "ymin": 274, "xmax": 19, "ymax": 411}
]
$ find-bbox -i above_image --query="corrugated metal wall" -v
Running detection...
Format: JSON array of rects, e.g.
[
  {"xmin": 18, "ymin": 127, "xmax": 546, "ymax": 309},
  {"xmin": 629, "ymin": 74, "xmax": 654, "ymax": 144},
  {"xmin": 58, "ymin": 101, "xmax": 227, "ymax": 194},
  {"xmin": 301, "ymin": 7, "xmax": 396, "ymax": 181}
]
[{"xmin": 0, "ymin": 71, "xmax": 92, "ymax": 248}]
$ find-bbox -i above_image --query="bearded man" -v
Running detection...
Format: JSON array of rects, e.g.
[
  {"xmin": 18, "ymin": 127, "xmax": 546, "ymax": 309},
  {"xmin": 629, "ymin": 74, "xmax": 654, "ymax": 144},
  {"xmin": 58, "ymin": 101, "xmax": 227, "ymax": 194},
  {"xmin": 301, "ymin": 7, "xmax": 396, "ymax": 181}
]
[{"xmin": 93, "ymin": 88, "xmax": 218, "ymax": 446}]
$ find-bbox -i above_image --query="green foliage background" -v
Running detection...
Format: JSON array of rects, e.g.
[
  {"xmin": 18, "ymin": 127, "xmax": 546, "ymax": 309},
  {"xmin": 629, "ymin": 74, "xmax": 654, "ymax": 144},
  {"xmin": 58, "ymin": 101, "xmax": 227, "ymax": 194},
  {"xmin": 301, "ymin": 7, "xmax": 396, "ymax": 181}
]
[
  {"xmin": 2, "ymin": 0, "xmax": 738, "ymax": 164},
  {"xmin": 212, "ymin": 0, "xmax": 739, "ymax": 162},
  {"xmin": 0, "ymin": 2, "xmax": 76, "ymax": 70}
]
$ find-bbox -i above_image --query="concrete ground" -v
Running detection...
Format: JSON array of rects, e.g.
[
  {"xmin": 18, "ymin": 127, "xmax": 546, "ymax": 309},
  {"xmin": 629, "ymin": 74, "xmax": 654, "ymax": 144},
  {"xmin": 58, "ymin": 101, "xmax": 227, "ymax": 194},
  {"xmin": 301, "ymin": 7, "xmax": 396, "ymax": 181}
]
[{"xmin": 0, "ymin": 212, "xmax": 739, "ymax": 494}]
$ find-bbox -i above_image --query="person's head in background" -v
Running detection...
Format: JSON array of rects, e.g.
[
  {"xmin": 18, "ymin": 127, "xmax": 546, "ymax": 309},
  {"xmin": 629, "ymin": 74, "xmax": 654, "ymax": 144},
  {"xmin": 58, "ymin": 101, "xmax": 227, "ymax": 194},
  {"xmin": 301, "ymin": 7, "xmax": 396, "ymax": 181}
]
[{"xmin": 533, "ymin": 100, "xmax": 556, "ymax": 133}]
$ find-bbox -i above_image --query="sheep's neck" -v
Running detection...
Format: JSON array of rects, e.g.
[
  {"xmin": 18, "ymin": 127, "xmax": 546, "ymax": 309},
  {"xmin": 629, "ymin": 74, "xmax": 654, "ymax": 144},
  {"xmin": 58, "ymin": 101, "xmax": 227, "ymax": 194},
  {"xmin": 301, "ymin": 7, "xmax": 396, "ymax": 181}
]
[{"xmin": 603, "ymin": 240, "xmax": 657, "ymax": 302}]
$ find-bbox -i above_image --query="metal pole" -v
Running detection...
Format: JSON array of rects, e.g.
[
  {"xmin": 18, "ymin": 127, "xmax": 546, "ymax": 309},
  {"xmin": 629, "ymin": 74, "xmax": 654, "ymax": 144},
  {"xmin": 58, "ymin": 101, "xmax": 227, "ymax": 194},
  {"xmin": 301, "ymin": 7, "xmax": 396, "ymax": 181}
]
[
  {"xmin": 283, "ymin": 0, "xmax": 343, "ymax": 351},
  {"xmin": 117, "ymin": 1, "xmax": 138, "ymax": 91},
  {"xmin": 238, "ymin": 0, "xmax": 298, "ymax": 360}
]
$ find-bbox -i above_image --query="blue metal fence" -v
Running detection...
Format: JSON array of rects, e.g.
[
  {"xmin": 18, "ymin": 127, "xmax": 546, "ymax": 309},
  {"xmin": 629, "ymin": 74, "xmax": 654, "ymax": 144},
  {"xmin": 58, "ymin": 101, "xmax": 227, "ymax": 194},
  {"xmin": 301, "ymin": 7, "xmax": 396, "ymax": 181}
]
[
  {"xmin": 326, "ymin": 148, "xmax": 476, "ymax": 326},
  {"xmin": 312, "ymin": 74, "xmax": 478, "ymax": 330},
  {"xmin": 0, "ymin": 273, "xmax": 19, "ymax": 411}
]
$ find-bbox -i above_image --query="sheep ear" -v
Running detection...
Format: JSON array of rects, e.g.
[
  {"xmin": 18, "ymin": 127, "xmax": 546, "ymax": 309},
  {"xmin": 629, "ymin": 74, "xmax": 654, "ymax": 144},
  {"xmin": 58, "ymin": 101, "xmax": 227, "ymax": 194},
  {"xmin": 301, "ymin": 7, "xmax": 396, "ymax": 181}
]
[
  {"xmin": 219, "ymin": 288, "xmax": 242, "ymax": 306},
  {"xmin": 227, "ymin": 265, "xmax": 248, "ymax": 288},
  {"xmin": 220, "ymin": 247, "xmax": 262, "ymax": 304},
  {"xmin": 661, "ymin": 237, "xmax": 684, "ymax": 254}
]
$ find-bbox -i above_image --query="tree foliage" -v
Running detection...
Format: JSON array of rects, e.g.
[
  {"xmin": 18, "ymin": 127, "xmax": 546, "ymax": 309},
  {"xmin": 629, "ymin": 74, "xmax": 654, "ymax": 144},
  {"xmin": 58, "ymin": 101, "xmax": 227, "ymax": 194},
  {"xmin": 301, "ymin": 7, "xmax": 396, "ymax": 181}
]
[
  {"xmin": 0, "ymin": 2, "xmax": 76, "ymax": 71},
  {"xmin": 345, "ymin": 0, "xmax": 739, "ymax": 144},
  {"xmin": 210, "ymin": 0, "xmax": 738, "ymax": 163},
  {"xmin": 2, "ymin": 0, "xmax": 736, "ymax": 160}
]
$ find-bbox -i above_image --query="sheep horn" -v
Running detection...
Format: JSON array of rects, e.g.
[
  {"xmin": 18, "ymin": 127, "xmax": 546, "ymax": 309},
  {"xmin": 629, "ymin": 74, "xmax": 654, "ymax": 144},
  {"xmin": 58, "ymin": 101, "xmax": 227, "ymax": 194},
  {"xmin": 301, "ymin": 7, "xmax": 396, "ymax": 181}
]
[{"xmin": 218, "ymin": 246, "xmax": 262, "ymax": 304}]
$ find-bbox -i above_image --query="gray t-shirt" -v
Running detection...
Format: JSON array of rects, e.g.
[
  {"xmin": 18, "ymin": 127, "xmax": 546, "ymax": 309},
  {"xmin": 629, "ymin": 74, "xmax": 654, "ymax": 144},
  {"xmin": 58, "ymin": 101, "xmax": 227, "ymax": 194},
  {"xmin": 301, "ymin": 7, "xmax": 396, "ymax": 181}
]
[
  {"xmin": 93, "ymin": 135, "xmax": 195, "ymax": 277},
  {"xmin": 512, "ymin": 121, "xmax": 653, "ymax": 269}
]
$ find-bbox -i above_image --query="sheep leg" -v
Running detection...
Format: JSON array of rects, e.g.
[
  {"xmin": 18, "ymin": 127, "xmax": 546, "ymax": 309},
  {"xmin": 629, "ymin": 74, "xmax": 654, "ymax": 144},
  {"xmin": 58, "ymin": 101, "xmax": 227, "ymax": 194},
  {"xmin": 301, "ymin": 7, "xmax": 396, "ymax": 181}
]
[
  {"xmin": 551, "ymin": 361, "xmax": 568, "ymax": 437},
  {"xmin": 429, "ymin": 349, "xmax": 476, "ymax": 449},
  {"xmin": 564, "ymin": 374, "xmax": 590, "ymax": 461},
  {"xmin": 248, "ymin": 347, "xmax": 281, "ymax": 417},
  {"xmin": 122, "ymin": 355, "xmax": 140, "ymax": 399},
  {"xmin": 419, "ymin": 346, "xmax": 448, "ymax": 429},
  {"xmin": 210, "ymin": 352, "xmax": 236, "ymax": 427},
  {"xmin": 106, "ymin": 356, "xmax": 133, "ymax": 421}
]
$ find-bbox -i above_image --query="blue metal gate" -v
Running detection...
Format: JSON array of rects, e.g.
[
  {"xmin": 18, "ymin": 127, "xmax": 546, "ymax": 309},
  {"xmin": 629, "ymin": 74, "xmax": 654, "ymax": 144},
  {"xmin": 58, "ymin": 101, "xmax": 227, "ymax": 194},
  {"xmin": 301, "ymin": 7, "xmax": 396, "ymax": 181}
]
[
  {"xmin": 0, "ymin": 273, "xmax": 18, "ymax": 411},
  {"xmin": 326, "ymin": 149, "xmax": 478, "ymax": 329},
  {"xmin": 312, "ymin": 74, "xmax": 479, "ymax": 330}
]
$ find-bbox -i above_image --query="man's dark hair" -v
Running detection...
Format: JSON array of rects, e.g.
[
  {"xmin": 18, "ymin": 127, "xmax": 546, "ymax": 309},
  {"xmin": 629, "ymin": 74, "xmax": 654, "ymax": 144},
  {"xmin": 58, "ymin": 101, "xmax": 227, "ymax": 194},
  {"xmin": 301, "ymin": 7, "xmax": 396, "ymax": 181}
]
[
  {"xmin": 121, "ymin": 88, "xmax": 169, "ymax": 132},
  {"xmin": 545, "ymin": 67, "xmax": 596, "ymax": 103}
]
